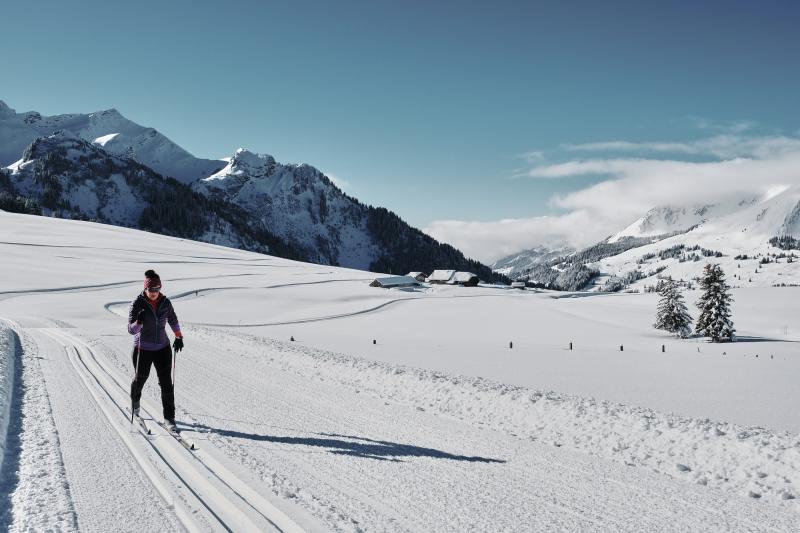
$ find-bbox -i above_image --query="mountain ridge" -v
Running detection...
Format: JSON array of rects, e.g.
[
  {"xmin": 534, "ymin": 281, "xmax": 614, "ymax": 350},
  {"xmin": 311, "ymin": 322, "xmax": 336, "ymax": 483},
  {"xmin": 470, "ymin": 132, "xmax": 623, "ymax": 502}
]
[
  {"xmin": 0, "ymin": 100, "xmax": 507, "ymax": 283},
  {"xmin": 506, "ymin": 189, "xmax": 800, "ymax": 291}
]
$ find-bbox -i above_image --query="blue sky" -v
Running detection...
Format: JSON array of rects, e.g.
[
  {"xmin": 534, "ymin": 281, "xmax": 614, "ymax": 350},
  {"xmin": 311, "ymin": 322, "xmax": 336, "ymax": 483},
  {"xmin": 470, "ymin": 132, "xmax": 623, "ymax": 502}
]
[{"xmin": 1, "ymin": 0, "xmax": 799, "ymax": 261}]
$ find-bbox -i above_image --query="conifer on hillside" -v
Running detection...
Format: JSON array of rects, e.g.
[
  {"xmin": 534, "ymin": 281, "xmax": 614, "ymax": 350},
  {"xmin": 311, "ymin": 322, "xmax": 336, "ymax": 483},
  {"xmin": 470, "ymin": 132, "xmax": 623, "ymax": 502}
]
[
  {"xmin": 695, "ymin": 263, "xmax": 736, "ymax": 342},
  {"xmin": 653, "ymin": 277, "xmax": 692, "ymax": 338}
]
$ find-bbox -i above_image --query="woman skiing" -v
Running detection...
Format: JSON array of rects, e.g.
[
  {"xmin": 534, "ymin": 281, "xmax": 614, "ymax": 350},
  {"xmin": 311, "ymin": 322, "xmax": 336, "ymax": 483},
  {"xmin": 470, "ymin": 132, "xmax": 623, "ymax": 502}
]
[{"xmin": 127, "ymin": 269, "xmax": 184, "ymax": 429}]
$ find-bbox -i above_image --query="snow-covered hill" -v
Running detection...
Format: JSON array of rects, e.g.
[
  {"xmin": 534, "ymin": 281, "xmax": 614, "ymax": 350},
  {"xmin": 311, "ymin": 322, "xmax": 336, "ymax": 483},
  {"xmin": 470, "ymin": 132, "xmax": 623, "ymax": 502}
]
[
  {"xmin": 491, "ymin": 244, "xmax": 575, "ymax": 277},
  {"xmin": 1, "ymin": 131, "xmax": 301, "ymax": 257},
  {"xmin": 510, "ymin": 188, "xmax": 800, "ymax": 291},
  {"xmin": 0, "ymin": 100, "xmax": 224, "ymax": 184},
  {"xmin": 594, "ymin": 186, "xmax": 800, "ymax": 291},
  {"xmin": 607, "ymin": 200, "xmax": 755, "ymax": 243}
]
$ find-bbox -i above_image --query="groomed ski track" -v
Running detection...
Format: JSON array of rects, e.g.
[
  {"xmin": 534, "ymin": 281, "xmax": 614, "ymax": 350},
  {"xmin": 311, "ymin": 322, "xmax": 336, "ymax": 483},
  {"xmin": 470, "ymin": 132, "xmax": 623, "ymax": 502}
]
[{"xmin": 34, "ymin": 325, "xmax": 304, "ymax": 533}]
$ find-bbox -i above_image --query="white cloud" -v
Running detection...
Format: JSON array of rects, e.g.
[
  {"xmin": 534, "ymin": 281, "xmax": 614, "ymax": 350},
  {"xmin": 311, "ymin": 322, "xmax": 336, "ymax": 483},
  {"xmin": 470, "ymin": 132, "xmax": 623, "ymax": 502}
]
[
  {"xmin": 559, "ymin": 135, "xmax": 800, "ymax": 162},
  {"xmin": 425, "ymin": 212, "xmax": 602, "ymax": 265},
  {"xmin": 428, "ymin": 132, "xmax": 800, "ymax": 264},
  {"xmin": 518, "ymin": 150, "xmax": 544, "ymax": 163}
]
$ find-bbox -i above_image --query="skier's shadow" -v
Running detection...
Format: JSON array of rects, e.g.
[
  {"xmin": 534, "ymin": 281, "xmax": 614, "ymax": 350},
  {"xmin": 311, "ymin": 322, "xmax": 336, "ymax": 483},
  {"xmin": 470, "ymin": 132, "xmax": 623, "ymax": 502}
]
[{"xmin": 188, "ymin": 423, "xmax": 506, "ymax": 463}]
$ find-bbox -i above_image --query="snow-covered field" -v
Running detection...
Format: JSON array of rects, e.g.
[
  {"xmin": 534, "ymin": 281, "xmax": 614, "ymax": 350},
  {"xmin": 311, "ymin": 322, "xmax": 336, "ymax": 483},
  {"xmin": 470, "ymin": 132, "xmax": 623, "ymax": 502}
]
[{"xmin": 0, "ymin": 210, "xmax": 799, "ymax": 531}]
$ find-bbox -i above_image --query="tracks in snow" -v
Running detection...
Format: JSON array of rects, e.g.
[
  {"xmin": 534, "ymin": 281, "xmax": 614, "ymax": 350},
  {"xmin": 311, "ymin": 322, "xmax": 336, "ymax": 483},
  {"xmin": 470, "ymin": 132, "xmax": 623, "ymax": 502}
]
[{"xmin": 38, "ymin": 327, "xmax": 305, "ymax": 533}]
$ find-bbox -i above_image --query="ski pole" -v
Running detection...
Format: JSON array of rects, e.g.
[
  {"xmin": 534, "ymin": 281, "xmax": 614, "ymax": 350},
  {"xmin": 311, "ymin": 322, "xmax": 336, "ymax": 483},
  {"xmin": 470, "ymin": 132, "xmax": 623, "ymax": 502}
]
[
  {"xmin": 132, "ymin": 331, "xmax": 141, "ymax": 423},
  {"xmin": 171, "ymin": 343, "xmax": 176, "ymax": 388}
]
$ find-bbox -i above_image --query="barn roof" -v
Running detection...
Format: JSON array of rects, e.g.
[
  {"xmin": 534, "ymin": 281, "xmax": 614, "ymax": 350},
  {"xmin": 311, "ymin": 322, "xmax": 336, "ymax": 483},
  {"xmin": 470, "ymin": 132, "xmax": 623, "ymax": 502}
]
[
  {"xmin": 371, "ymin": 276, "xmax": 421, "ymax": 288},
  {"xmin": 428, "ymin": 270, "xmax": 456, "ymax": 282},
  {"xmin": 452, "ymin": 271, "xmax": 478, "ymax": 282}
]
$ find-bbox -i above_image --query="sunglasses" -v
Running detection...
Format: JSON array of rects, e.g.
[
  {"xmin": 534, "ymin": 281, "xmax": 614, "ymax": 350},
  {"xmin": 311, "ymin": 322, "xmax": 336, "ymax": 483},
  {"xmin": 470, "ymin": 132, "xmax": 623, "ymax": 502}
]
[{"xmin": 146, "ymin": 287, "xmax": 162, "ymax": 293}]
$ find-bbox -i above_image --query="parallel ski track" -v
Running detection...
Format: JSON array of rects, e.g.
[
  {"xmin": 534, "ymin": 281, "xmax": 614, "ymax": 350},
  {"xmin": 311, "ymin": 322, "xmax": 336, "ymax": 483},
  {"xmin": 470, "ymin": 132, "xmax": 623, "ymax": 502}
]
[
  {"xmin": 41, "ymin": 327, "xmax": 304, "ymax": 533},
  {"xmin": 105, "ymin": 284, "xmax": 513, "ymax": 328}
]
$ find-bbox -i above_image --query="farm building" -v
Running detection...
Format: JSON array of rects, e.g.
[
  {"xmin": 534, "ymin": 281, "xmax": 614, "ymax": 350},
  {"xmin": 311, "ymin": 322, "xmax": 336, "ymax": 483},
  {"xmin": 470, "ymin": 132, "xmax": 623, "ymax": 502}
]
[
  {"xmin": 427, "ymin": 270, "xmax": 480, "ymax": 286},
  {"xmin": 406, "ymin": 271, "xmax": 427, "ymax": 282},
  {"xmin": 370, "ymin": 276, "xmax": 422, "ymax": 289},
  {"xmin": 427, "ymin": 270, "xmax": 456, "ymax": 284},
  {"xmin": 452, "ymin": 272, "xmax": 480, "ymax": 286}
]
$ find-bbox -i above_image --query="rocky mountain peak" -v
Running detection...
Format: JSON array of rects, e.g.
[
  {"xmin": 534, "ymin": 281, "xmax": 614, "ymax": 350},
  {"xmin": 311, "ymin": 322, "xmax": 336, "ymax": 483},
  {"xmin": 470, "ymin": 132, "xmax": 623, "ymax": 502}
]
[{"xmin": 0, "ymin": 100, "xmax": 16, "ymax": 119}]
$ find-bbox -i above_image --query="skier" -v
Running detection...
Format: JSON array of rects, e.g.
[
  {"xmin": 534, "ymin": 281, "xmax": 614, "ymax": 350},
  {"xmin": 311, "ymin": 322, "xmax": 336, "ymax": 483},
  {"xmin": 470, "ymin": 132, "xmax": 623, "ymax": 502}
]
[{"xmin": 128, "ymin": 269, "xmax": 184, "ymax": 429}]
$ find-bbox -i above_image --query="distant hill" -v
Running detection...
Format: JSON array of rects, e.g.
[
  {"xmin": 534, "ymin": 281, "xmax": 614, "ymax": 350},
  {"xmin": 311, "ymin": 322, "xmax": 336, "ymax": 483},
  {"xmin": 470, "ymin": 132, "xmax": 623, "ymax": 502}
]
[{"xmin": 507, "ymin": 189, "xmax": 800, "ymax": 291}]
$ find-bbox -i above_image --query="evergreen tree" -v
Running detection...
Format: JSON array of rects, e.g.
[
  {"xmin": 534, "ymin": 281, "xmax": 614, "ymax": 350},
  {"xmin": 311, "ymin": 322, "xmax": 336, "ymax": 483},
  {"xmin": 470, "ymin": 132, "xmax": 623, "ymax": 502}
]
[
  {"xmin": 653, "ymin": 277, "xmax": 692, "ymax": 338},
  {"xmin": 695, "ymin": 263, "xmax": 736, "ymax": 342}
]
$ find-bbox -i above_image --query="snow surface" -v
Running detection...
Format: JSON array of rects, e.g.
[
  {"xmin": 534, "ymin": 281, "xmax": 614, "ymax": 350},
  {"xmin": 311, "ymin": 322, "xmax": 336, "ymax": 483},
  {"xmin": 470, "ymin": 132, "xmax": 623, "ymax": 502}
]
[
  {"xmin": 0, "ymin": 324, "xmax": 13, "ymax": 478},
  {"xmin": 92, "ymin": 132, "xmax": 120, "ymax": 147},
  {"xmin": 1, "ymin": 211, "xmax": 799, "ymax": 531}
]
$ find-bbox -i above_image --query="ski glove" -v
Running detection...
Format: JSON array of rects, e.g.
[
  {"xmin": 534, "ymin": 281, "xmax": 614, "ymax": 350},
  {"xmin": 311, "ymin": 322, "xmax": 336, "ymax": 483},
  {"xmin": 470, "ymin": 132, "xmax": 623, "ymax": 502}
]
[
  {"xmin": 135, "ymin": 309, "xmax": 145, "ymax": 325},
  {"xmin": 173, "ymin": 337, "xmax": 184, "ymax": 353}
]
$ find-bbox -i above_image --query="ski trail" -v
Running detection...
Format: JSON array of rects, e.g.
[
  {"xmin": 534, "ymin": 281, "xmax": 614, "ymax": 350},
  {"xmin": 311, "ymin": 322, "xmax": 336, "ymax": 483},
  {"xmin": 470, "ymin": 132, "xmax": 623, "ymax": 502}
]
[
  {"xmin": 0, "ymin": 273, "xmax": 272, "ymax": 301},
  {"xmin": 42, "ymin": 327, "xmax": 307, "ymax": 533},
  {"xmin": 186, "ymin": 293, "xmax": 512, "ymax": 327},
  {"xmin": 0, "ymin": 240, "xmax": 287, "ymax": 263}
]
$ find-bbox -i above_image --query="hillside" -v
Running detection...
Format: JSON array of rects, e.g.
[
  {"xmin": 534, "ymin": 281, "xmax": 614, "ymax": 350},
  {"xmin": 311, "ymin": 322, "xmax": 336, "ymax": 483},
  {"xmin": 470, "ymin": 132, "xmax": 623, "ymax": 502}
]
[
  {"xmin": 511, "ymin": 188, "xmax": 800, "ymax": 291},
  {"xmin": 0, "ymin": 131, "xmax": 302, "ymax": 258}
]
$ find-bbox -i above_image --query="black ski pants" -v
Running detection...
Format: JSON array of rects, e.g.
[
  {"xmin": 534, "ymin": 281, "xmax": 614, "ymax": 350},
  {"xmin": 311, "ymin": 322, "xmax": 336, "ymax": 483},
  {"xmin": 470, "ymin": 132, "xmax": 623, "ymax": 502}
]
[{"xmin": 131, "ymin": 345, "xmax": 174, "ymax": 421}]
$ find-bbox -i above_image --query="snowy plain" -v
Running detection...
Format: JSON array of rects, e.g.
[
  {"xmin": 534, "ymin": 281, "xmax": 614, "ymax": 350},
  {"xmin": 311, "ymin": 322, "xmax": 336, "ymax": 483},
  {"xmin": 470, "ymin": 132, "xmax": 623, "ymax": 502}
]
[{"xmin": 0, "ymin": 210, "xmax": 799, "ymax": 531}]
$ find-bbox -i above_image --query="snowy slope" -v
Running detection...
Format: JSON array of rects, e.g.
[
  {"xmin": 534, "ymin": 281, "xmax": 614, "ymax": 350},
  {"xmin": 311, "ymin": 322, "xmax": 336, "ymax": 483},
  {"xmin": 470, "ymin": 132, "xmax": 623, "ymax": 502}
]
[
  {"xmin": 0, "ymin": 100, "xmax": 224, "ymax": 183},
  {"xmin": 509, "ymin": 188, "xmax": 800, "ymax": 291},
  {"xmin": 491, "ymin": 244, "xmax": 575, "ymax": 277},
  {"xmin": 594, "ymin": 186, "xmax": 800, "ymax": 290},
  {"xmin": 607, "ymin": 199, "xmax": 756, "ymax": 243},
  {"xmin": 0, "ymin": 211, "xmax": 799, "ymax": 531}
]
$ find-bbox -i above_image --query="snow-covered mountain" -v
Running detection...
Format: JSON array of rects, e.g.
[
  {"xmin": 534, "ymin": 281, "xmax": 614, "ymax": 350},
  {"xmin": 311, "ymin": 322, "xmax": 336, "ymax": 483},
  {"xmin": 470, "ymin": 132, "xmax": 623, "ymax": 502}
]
[
  {"xmin": 0, "ymin": 100, "xmax": 505, "ymax": 281},
  {"xmin": 0, "ymin": 131, "xmax": 301, "ymax": 257},
  {"xmin": 194, "ymin": 148, "xmax": 378, "ymax": 268},
  {"xmin": 191, "ymin": 148, "xmax": 504, "ymax": 279},
  {"xmin": 0, "ymin": 100, "xmax": 224, "ymax": 183},
  {"xmin": 594, "ymin": 186, "xmax": 800, "ymax": 289},
  {"xmin": 511, "ymin": 188, "xmax": 800, "ymax": 291},
  {"xmin": 491, "ymin": 245, "xmax": 575, "ymax": 277},
  {"xmin": 607, "ymin": 199, "xmax": 756, "ymax": 243}
]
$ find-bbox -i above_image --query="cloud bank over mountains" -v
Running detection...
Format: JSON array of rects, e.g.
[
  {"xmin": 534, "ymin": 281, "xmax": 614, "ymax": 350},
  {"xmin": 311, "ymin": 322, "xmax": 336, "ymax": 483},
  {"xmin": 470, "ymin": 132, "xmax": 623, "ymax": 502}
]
[{"xmin": 426, "ymin": 129, "xmax": 800, "ymax": 263}]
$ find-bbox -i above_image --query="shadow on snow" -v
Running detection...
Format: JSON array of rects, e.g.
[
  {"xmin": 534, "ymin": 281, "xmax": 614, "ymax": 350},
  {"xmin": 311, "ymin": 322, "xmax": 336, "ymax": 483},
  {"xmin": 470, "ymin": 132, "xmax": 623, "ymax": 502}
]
[{"xmin": 188, "ymin": 422, "xmax": 506, "ymax": 463}]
